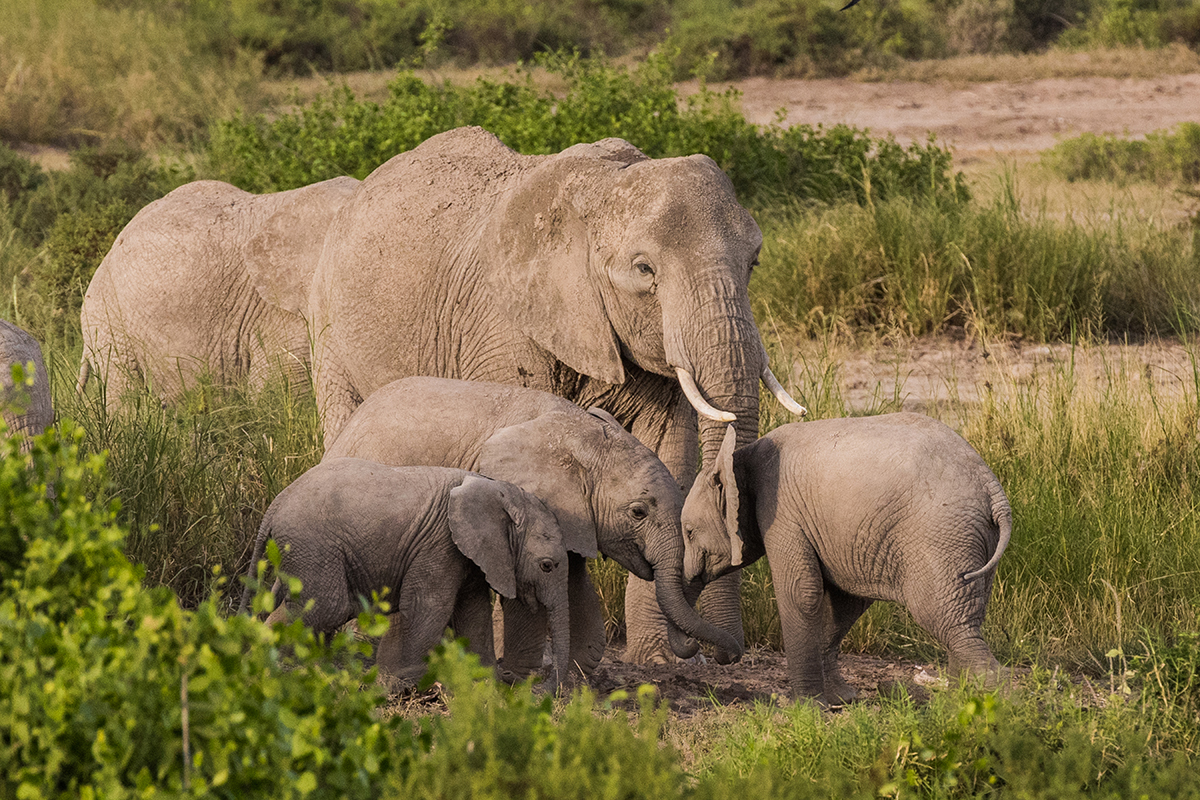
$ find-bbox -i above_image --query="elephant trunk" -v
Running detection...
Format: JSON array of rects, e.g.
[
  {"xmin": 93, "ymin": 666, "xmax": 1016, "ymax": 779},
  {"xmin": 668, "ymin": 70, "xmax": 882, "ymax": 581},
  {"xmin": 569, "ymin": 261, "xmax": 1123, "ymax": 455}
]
[
  {"xmin": 546, "ymin": 596, "xmax": 572, "ymax": 694},
  {"xmin": 648, "ymin": 538, "xmax": 742, "ymax": 659},
  {"xmin": 665, "ymin": 277, "xmax": 765, "ymax": 459}
]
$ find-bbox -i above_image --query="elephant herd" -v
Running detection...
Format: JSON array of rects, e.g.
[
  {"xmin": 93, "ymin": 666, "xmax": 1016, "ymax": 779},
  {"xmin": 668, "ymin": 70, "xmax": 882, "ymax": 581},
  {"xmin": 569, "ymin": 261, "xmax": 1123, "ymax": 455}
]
[{"xmin": 3, "ymin": 126, "xmax": 1013, "ymax": 704}]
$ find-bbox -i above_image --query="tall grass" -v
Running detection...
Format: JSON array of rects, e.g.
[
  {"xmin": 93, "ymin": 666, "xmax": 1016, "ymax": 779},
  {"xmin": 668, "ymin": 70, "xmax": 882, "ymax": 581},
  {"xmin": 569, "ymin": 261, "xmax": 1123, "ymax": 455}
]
[
  {"xmin": 0, "ymin": 0, "xmax": 263, "ymax": 148},
  {"xmin": 58, "ymin": 370, "xmax": 323, "ymax": 609},
  {"xmin": 751, "ymin": 177, "xmax": 1200, "ymax": 341}
]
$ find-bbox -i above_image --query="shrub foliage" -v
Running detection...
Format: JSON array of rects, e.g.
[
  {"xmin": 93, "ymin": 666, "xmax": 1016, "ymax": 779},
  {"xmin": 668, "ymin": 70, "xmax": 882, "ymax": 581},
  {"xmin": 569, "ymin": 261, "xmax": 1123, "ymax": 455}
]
[{"xmin": 204, "ymin": 51, "xmax": 969, "ymax": 208}]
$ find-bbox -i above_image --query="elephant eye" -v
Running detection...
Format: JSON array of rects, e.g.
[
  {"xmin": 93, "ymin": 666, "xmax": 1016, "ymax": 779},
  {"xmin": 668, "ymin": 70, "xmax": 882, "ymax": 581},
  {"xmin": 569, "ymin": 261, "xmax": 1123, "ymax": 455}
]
[
  {"xmin": 629, "ymin": 503, "xmax": 649, "ymax": 521},
  {"xmin": 684, "ymin": 525, "xmax": 695, "ymax": 542},
  {"xmin": 634, "ymin": 261, "xmax": 654, "ymax": 277},
  {"xmin": 539, "ymin": 558, "xmax": 556, "ymax": 573}
]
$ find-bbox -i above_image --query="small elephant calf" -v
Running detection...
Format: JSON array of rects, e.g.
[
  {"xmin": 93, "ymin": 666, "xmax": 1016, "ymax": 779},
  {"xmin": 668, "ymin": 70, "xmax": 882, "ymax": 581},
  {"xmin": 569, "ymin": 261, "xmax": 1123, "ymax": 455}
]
[
  {"xmin": 241, "ymin": 458, "xmax": 571, "ymax": 691},
  {"xmin": 682, "ymin": 413, "xmax": 1012, "ymax": 705}
]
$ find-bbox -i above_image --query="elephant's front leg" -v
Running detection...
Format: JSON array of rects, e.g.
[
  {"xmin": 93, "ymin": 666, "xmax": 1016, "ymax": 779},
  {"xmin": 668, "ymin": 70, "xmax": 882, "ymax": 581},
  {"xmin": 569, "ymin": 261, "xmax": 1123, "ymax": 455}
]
[
  {"xmin": 624, "ymin": 394, "xmax": 700, "ymax": 664},
  {"xmin": 375, "ymin": 579, "xmax": 459, "ymax": 693},
  {"xmin": 567, "ymin": 552, "xmax": 607, "ymax": 675},
  {"xmin": 767, "ymin": 536, "xmax": 835, "ymax": 704},
  {"xmin": 450, "ymin": 573, "xmax": 497, "ymax": 666}
]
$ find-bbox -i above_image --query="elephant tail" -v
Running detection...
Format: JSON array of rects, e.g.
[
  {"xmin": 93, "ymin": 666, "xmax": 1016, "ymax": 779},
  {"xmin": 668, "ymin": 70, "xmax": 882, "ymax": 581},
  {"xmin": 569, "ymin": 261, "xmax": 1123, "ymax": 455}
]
[
  {"xmin": 961, "ymin": 475, "xmax": 1013, "ymax": 582},
  {"xmin": 75, "ymin": 358, "xmax": 91, "ymax": 396},
  {"xmin": 239, "ymin": 505, "xmax": 279, "ymax": 615}
]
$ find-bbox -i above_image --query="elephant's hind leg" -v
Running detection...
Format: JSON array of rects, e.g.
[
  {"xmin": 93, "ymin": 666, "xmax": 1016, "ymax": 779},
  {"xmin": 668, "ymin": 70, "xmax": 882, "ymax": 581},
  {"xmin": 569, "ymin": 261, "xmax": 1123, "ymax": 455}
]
[
  {"xmin": 906, "ymin": 570, "xmax": 1002, "ymax": 684},
  {"xmin": 821, "ymin": 587, "xmax": 872, "ymax": 704}
]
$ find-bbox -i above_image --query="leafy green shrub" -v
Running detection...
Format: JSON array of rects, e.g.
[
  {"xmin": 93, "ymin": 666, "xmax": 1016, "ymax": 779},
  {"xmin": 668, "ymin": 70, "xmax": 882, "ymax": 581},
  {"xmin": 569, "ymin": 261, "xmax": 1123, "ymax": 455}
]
[
  {"xmin": 1043, "ymin": 123, "xmax": 1200, "ymax": 185},
  {"xmin": 204, "ymin": 51, "xmax": 968, "ymax": 208},
  {"xmin": 397, "ymin": 642, "xmax": 686, "ymax": 799},
  {"xmin": 0, "ymin": 417, "xmax": 405, "ymax": 797}
]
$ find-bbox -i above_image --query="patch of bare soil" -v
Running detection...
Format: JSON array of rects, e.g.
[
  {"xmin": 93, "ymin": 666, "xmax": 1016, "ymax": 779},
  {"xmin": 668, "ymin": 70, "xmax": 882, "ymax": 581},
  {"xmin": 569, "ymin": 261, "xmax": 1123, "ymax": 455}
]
[
  {"xmin": 587, "ymin": 646, "xmax": 950, "ymax": 715},
  {"xmin": 682, "ymin": 72, "xmax": 1200, "ymax": 158}
]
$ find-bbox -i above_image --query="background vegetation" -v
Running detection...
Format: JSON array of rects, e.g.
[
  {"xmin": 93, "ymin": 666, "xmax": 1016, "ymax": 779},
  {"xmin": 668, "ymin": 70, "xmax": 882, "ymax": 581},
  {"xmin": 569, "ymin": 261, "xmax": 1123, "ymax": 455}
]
[{"xmin": 3, "ymin": 1, "xmax": 1200, "ymax": 790}]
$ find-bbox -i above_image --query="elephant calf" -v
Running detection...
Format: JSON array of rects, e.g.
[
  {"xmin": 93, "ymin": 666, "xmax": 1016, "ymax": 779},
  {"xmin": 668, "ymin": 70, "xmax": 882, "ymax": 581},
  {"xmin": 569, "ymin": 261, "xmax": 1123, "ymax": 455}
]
[
  {"xmin": 241, "ymin": 459, "xmax": 571, "ymax": 692},
  {"xmin": 682, "ymin": 413, "xmax": 1012, "ymax": 705}
]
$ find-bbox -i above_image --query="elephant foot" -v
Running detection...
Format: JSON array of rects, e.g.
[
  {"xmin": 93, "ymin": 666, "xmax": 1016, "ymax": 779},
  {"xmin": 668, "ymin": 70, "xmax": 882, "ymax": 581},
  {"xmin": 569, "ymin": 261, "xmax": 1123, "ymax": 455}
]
[
  {"xmin": 713, "ymin": 646, "xmax": 741, "ymax": 665},
  {"xmin": 822, "ymin": 674, "xmax": 859, "ymax": 705}
]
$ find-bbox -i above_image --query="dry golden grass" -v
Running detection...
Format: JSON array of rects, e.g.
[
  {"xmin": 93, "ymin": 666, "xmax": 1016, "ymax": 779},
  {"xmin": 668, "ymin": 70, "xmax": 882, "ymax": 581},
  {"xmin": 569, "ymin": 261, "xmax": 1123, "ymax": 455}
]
[{"xmin": 857, "ymin": 43, "xmax": 1200, "ymax": 83}]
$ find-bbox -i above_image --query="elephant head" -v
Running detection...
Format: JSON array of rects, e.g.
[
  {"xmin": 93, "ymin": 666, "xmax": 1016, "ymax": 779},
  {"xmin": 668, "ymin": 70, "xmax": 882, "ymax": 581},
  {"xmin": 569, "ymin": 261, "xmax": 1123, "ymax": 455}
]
[
  {"xmin": 474, "ymin": 407, "xmax": 742, "ymax": 659},
  {"xmin": 681, "ymin": 424, "xmax": 745, "ymax": 583},
  {"xmin": 483, "ymin": 137, "xmax": 803, "ymax": 550},
  {"xmin": 449, "ymin": 475, "xmax": 571, "ymax": 691}
]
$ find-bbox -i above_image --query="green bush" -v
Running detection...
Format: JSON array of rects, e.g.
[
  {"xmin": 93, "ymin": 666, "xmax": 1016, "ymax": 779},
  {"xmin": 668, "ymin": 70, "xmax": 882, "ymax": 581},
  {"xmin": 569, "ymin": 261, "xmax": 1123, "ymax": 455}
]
[
  {"xmin": 1043, "ymin": 122, "xmax": 1200, "ymax": 185},
  {"xmin": 0, "ymin": 413, "xmax": 404, "ymax": 797},
  {"xmin": 203, "ymin": 51, "xmax": 969, "ymax": 208},
  {"xmin": 0, "ymin": 143, "xmax": 187, "ymax": 344}
]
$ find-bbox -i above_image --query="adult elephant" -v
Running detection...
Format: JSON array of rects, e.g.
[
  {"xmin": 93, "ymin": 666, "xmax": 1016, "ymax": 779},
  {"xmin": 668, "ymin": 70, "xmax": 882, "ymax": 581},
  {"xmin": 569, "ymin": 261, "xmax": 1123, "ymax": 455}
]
[
  {"xmin": 306, "ymin": 127, "xmax": 804, "ymax": 663},
  {"xmin": 78, "ymin": 176, "xmax": 359, "ymax": 407},
  {"xmin": 1, "ymin": 319, "xmax": 54, "ymax": 452}
]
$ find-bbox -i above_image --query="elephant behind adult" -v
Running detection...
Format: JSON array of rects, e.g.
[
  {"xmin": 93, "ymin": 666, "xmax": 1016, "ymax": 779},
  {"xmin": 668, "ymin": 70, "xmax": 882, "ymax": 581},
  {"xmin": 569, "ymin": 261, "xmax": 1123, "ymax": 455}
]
[
  {"xmin": 78, "ymin": 176, "xmax": 359, "ymax": 407},
  {"xmin": 1, "ymin": 319, "xmax": 53, "ymax": 452},
  {"xmin": 308, "ymin": 127, "xmax": 804, "ymax": 662},
  {"xmin": 323, "ymin": 376, "xmax": 742, "ymax": 675}
]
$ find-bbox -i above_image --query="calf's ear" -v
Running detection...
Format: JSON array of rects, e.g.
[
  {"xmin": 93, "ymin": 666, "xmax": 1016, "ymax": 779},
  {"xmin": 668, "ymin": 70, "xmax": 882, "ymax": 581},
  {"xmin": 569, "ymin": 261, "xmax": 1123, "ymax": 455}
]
[{"xmin": 449, "ymin": 475, "xmax": 518, "ymax": 599}]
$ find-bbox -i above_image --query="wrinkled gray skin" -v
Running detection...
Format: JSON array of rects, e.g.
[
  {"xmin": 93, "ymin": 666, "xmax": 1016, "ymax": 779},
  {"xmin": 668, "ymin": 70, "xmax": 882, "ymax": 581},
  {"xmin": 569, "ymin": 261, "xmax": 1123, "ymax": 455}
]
[
  {"xmin": 323, "ymin": 377, "xmax": 741, "ymax": 676},
  {"xmin": 241, "ymin": 460, "xmax": 571, "ymax": 693},
  {"xmin": 310, "ymin": 127, "xmax": 797, "ymax": 663},
  {"xmin": 78, "ymin": 176, "xmax": 358, "ymax": 407},
  {"xmin": 1, "ymin": 320, "xmax": 53, "ymax": 452},
  {"xmin": 682, "ymin": 414, "xmax": 1012, "ymax": 705}
]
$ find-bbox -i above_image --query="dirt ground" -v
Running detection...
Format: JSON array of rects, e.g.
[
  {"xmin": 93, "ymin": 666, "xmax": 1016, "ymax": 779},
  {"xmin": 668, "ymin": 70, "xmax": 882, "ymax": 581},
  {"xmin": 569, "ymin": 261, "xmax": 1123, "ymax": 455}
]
[{"xmin": 683, "ymin": 71, "xmax": 1200, "ymax": 158}]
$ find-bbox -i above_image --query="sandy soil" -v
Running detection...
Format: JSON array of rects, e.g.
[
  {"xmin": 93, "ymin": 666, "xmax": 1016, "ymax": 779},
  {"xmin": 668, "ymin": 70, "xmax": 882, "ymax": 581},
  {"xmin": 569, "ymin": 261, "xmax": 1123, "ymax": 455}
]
[{"xmin": 683, "ymin": 71, "xmax": 1200, "ymax": 158}]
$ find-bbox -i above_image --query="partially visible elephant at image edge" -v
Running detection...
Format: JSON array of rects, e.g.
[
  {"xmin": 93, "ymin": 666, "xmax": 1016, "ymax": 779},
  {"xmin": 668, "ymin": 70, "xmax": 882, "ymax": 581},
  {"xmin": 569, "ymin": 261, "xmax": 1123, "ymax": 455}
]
[{"xmin": 1, "ymin": 319, "xmax": 54, "ymax": 452}]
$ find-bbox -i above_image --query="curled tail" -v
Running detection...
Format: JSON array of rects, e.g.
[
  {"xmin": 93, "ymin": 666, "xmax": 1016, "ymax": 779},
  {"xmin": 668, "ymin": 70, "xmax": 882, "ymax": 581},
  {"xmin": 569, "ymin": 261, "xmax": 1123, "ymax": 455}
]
[{"xmin": 962, "ymin": 475, "xmax": 1013, "ymax": 582}]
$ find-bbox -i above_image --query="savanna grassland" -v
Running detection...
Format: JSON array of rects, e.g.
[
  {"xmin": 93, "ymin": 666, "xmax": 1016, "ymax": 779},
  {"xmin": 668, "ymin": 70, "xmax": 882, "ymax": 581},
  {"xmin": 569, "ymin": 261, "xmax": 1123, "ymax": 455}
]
[{"xmin": 3, "ymin": 0, "xmax": 1200, "ymax": 796}]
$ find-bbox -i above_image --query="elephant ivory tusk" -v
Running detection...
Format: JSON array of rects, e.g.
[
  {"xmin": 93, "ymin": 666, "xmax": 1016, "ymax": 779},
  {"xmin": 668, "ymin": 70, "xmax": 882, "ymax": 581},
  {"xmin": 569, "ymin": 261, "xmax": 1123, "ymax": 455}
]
[
  {"xmin": 675, "ymin": 368, "xmax": 737, "ymax": 423},
  {"xmin": 762, "ymin": 366, "xmax": 807, "ymax": 417}
]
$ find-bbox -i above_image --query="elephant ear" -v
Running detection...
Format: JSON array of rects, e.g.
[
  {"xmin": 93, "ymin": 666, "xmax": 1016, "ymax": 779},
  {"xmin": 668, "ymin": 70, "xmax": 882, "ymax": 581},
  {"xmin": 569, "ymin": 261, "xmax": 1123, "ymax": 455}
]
[
  {"xmin": 586, "ymin": 405, "xmax": 625, "ymax": 432},
  {"xmin": 485, "ymin": 159, "xmax": 625, "ymax": 385},
  {"xmin": 244, "ymin": 176, "xmax": 359, "ymax": 315},
  {"xmin": 448, "ymin": 475, "xmax": 519, "ymax": 600},
  {"xmin": 477, "ymin": 412, "xmax": 600, "ymax": 559},
  {"xmin": 711, "ymin": 424, "xmax": 742, "ymax": 567}
]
